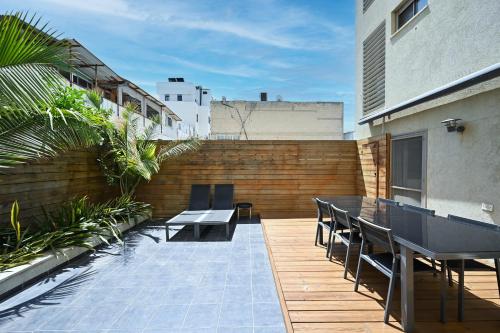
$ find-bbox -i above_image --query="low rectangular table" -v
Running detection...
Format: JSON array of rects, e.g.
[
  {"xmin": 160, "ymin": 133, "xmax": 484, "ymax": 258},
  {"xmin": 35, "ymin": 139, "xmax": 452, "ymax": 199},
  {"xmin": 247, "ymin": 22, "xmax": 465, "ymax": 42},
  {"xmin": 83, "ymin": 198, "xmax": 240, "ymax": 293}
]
[{"xmin": 165, "ymin": 209, "xmax": 235, "ymax": 240}]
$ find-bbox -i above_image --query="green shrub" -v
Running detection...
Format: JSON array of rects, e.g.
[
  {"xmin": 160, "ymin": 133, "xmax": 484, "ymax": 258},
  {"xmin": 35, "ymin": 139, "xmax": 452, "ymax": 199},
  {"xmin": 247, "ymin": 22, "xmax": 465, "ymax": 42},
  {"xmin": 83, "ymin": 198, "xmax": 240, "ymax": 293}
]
[{"xmin": 0, "ymin": 196, "xmax": 150, "ymax": 271}]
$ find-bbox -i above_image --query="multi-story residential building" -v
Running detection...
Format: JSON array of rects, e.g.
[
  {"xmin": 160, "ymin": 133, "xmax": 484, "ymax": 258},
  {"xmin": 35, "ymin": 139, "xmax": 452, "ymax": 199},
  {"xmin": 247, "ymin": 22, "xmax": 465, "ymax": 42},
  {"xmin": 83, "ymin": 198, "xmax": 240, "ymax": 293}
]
[
  {"xmin": 64, "ymin": 39, "xmax": 182, "ymax": 140},
  {"xmin": 355, "ymin": 0, "xmax": 500, "ymax": 223},
  {"xmin": 210, "ymin": 94, "xmax": 344, "ymax": 140},
  {"xmin": 156, "ymin": 78, "xmax": 211, "ymax": 139}
]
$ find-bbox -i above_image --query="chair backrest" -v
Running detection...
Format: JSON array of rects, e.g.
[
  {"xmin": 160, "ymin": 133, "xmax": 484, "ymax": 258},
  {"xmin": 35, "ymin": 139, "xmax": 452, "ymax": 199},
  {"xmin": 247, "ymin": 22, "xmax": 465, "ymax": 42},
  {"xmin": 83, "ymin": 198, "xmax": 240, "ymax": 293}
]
[
  {"xmin": 448, "ymin": 214, "xmax": 499, "ymax": 231},
  {"xmin": 330, "ymin": 204, "xmax": 353, "ymax": 230},
  {"xmin": 357, "ymin": 216, "xmax": 397, "ymax": 255},
  {"xmin": 213, "ymin": 184, "xmax": 234, "ymax": 210},
  {"xmin": 314, "ymin": 198, "xmax": 333, "ymax": 224},
  {"xmin": 403, "ymin": 204, "xmax": 435, "ymax": 216},
  {"xmin": 188, "ymin": 184, "xmax": 211, "ymax": 210},
  {"xmin": 377, "ymin": 198, "xmax": 400, "ymax": 207}
]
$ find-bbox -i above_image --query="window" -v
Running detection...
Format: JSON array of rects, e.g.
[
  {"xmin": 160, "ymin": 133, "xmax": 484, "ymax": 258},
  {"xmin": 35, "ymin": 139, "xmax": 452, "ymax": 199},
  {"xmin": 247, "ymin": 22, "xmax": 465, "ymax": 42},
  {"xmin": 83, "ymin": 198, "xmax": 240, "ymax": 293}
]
[
  {"xmin": 167, "ymin": 116, "xmax": 173, "ymax": 127},
  {"xmin": 146, "ymin": 105, "xmax": 159, "ymax": 120},
  {"xmin": 177, "ymin": 94, "xmax": 183, "ymax": 101},
  {"xmin": 165, "ymin": 94, "xmax": 170, "ymax": 101},
  {"xmin": 202, "ymin": 91, "xmax": 208, "ymax": 95},
  {"xmin": 397, "ymin": 0, "xmax": 428, "ymax": 30},
  {"xmin": 391, "ymin": 133, "xmax": 427, "ymax": 206},
  {"xmin": 362, "ymin": 21, "xmax": 386, "ymax": 115}
]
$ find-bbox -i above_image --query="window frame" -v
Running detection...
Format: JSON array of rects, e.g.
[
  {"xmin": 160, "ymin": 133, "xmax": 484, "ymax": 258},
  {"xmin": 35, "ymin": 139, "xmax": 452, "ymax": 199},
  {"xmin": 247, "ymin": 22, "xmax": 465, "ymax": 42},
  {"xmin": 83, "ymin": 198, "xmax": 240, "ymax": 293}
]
[
  {"xmin": 393, "ymin": 0, "xmax": 429, "ymax": 34},
  {"xmin": 390, "ymin": 130, "xmax": 428, "ymax": 207}
]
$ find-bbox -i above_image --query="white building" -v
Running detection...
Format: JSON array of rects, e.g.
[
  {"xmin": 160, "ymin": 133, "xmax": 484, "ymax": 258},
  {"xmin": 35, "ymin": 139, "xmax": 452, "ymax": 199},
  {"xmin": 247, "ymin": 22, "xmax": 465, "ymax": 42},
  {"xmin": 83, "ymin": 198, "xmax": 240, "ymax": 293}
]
[
  {"xmin": 65, "ymin": 40, "xmax": 182, "ymax": 140},
  {"xmin": 355, "ymin": 0, "xmax": 500, "ymax": 223},
  {"xmin": 156, "ymin": 78, "xmax": 211, "ymax": 139}
]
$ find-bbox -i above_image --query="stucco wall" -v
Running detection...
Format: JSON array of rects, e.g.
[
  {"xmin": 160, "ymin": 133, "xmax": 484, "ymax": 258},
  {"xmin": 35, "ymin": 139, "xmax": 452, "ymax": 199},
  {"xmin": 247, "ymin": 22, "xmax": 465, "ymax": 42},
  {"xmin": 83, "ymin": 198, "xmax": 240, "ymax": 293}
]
[
  {"xmin": 210, "ymin": 101, "xmax": 343, "ymax": 140},
  {"xmin": 355, "ymin": 0, "xmax": 500, "ymax": 224},
  {"xmin": 355, "ymin": 0, "xmax": 500, "ymax": 124}
]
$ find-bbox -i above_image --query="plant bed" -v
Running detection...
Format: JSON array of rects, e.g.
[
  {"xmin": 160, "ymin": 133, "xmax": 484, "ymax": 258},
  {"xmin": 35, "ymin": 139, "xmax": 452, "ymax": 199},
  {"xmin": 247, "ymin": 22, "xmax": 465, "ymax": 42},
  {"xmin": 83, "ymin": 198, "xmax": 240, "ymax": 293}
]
[{"xmin": 0, "ymin": 210, "xmax": 151, "ymax": 297}]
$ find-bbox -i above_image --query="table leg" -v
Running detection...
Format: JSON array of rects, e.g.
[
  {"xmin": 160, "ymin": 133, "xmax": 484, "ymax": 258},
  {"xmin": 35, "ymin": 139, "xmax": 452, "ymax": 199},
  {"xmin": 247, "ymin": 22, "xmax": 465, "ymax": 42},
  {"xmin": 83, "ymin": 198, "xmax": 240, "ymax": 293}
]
[
  {"xmin": 165, "ymin": 225, "xmax": 170, "ymax": 241},
  {"xmin": 400, "ymin": 246, "xmax": 415, "ymax": 333},
  {"xmin": 440, "ymin": 260, "xmax": 447, "ymax": 323},
  {"xmin": 458, "ymin": 259, "xmax": 465, "ymax": 321},
  {"xmin": 194, "ymin": 224, "xmax": 200, "ymax": 240}
]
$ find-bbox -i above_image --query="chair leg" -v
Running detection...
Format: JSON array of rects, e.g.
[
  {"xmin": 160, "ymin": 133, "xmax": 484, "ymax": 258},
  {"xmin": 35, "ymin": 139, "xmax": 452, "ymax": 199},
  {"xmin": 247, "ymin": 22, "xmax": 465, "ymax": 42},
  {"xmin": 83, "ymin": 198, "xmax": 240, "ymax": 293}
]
[
  {"xmin": 318, "ymin": 225, "xmax": 324, "ymax": 245},
  {"xmin": 440, "ymin": 260, "xmax": 448, "ymax": 323},
  {"xmin": 447, "ymin": 265, "xmax": 453, "ymax": 286},
  {"xmin": 328, "ymin": 235, "xmax": 336, "ymax": 260},
  {"xmin": 165, "ymin": 226, "xmax": 170, "ymax": 241},
  {"xmin": 458, "ymin": 260, "xmax": 465, "ymax": 321},
  {"xmin": 384, "ymin": 260, "xmax": 398, "ymax": 324},
  {"xmin": 354, "ymin": 244, "xmax": 364, "ymax": 292},
  {"xmin": 326, "ymin": 227, "xmax": 333, "ymax": 258},
  {"xmin": 495, "ymin": 258, "xmax": 500, "ymax": 297},
  {"xmin": 315, "ymin": 224, "xmax": 321, "ymax": 246},
  {"xmin": 344, "ymin": 241, "xmax": 352, "ymax": 279}
]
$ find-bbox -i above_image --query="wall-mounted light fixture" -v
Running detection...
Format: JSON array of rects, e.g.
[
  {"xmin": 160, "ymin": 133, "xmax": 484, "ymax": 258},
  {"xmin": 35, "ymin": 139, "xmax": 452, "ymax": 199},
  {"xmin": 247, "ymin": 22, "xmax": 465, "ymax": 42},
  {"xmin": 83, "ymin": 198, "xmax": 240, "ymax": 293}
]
[{"xmin": 441, "ymin": 118, "xmax": 465, "ymax": 133}]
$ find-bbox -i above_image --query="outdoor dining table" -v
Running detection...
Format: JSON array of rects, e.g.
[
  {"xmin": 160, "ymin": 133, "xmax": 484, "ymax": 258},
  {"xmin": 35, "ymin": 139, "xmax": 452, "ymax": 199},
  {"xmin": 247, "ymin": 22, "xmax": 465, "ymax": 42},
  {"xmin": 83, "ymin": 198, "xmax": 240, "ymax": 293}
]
[{"xmin": 319, "ymin": 195, "xmax": 500, "ymax": 333}]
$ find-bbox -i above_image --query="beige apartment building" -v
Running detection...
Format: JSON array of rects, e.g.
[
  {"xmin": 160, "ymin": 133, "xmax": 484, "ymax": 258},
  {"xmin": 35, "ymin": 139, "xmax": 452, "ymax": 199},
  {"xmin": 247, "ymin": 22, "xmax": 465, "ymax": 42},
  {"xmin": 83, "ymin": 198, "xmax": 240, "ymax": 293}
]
[
  {"xmin": 210, "ymin": 96, "xmax": 343, "ymax": 140},
  {"xmin": 356, "ymin": 0, "xmax": 500, "ymax": 223}
]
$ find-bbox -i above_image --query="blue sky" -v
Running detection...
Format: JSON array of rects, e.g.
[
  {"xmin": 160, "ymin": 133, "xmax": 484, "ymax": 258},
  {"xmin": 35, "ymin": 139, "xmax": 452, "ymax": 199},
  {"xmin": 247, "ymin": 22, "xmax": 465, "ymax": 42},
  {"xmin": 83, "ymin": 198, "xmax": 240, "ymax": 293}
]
[{"xmin": 2, "ymin": 0, "xmax": 356, "ymax": 131}]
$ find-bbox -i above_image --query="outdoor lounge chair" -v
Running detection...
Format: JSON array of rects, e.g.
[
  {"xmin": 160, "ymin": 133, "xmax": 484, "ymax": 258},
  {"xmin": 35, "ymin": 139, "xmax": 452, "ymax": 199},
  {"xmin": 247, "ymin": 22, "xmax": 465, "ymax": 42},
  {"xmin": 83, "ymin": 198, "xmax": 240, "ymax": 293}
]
[
  {"xmin": 314, "ymin": 198, "xmax": 335, "ymax": 257},
  {"xmin": 329, "ymin": 204, "xmax": 362, "ymax": 279},
  {"xmin": 165, "ymin": 184, "xmax": 235, "ymax": 241},
  {"xmin": 355, "ymin": 216, "xmax": 435, "ymax": 323},
  {"xmin": 445, "ymin": 214, "xmax": 500, "ymax": 321}
]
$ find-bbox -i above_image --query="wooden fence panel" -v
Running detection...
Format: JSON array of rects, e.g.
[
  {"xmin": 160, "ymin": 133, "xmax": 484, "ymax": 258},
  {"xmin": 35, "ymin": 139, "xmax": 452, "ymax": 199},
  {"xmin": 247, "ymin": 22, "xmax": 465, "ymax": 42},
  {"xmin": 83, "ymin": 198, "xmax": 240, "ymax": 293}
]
[
  {"xmin": 0, "ymin": 149, "xmax": 116, "ymax": 225},
  {"xmin": 356, "ymin": 134, "xmax": 391, "ymax": 199},
  {"xmin": 136, "ymin": 140, "xmax": 360, "ymax": 219}
]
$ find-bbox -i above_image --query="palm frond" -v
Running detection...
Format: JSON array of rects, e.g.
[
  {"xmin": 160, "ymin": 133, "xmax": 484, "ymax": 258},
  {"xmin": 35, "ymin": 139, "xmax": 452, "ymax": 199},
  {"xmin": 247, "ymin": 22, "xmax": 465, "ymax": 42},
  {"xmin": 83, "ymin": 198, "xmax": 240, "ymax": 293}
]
[
  {"xmin": 0, "ymin": 106, "xmax": 102, "ymax": 168},
  {"xmin": 0, "ymin": 12, "xmax": 69, "ymax": 112}
]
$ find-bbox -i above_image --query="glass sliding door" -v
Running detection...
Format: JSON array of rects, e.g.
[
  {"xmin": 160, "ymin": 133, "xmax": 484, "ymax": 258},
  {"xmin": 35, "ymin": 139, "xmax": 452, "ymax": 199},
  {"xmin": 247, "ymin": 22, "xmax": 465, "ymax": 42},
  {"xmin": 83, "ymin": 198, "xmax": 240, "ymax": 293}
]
[{"xmin": 391, "ymin": 132, "xmax": 427, "ymax": 206}]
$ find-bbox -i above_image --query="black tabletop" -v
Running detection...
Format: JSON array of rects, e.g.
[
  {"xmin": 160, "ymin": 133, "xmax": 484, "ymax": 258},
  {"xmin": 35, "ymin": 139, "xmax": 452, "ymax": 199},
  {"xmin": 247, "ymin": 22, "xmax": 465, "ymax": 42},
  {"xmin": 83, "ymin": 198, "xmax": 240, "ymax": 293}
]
[{"xmin": 318, "ymin": 196, "xmax": 500, "ymax": 260}]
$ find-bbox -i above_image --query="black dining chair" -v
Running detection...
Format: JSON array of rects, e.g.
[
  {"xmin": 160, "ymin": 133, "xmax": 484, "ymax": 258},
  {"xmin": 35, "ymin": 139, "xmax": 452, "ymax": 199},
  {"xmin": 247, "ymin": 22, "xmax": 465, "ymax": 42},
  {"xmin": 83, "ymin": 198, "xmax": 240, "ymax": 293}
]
[
  {"xmin": 377, "ymin": 198, "xmax": 400, "ymax": 207},
  {"xmin": 314, "ymin": 198, "xmax": 335, "ymax": 257},
  {"xmin": 402, "ymin": 203, "xmax": 435, "ymax": 216},
  {"xmin": 329, "ymin": 204, "xmax": 362, "ymax": 279},
  {"xmin": 445, "ymin": 214, "xmax": 500, "ymax": 321},
  {"xmin": 355, "ymin": 216, "xmax": 435, "ymax": 323}
]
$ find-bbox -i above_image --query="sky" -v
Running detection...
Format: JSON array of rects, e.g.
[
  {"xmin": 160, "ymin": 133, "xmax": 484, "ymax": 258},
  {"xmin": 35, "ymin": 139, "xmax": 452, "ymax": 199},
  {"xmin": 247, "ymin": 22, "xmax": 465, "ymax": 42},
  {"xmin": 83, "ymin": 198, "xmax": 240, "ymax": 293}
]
[{"xmin": 1, "ymin": 0, "xmax": 356, "ymax": 131}]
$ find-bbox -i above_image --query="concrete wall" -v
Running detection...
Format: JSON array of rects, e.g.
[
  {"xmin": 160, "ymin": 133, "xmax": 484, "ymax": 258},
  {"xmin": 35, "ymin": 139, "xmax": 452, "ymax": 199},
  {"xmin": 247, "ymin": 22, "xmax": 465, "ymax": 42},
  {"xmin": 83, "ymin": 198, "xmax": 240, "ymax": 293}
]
[
  {"xmin": 210, "ymin": 101, "xmax": 343, "ymax": 140},
  {"xmin": 355, "ymin": 0, "xmax": 500, "ymax": 224}
]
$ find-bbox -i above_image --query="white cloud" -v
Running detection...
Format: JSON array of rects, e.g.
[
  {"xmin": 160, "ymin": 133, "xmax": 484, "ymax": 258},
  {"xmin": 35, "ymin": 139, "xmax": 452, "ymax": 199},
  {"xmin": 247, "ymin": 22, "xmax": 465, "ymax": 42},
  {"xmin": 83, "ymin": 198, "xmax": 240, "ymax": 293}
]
[
  {"xmin": 163, "ymin": 56, "xmax": 264, "ymax": 78},
  {"xmin": 39, "ymin": 0, "xmax": 146, "ymax": 20}
]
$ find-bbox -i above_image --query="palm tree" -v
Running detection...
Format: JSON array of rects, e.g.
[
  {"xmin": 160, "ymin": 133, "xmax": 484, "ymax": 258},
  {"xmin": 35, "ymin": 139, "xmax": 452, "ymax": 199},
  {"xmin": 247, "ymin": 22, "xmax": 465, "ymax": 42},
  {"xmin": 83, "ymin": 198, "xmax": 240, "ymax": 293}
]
[
  {"xmin": 0, "ymin": 12, "xmax": 103, "ymax": 169},
  {"xmin": 99, "ymin": 104, "xmax": 201, "ymax": 197}
]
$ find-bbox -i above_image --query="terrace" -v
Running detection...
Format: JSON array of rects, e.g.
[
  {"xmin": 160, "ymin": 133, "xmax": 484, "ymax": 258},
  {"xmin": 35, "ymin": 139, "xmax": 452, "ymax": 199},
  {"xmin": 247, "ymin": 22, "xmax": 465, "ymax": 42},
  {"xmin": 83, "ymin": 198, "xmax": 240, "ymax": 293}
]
[{"xmin": 1, "ymin": 140, "xmax": 499, "ymax": 333}]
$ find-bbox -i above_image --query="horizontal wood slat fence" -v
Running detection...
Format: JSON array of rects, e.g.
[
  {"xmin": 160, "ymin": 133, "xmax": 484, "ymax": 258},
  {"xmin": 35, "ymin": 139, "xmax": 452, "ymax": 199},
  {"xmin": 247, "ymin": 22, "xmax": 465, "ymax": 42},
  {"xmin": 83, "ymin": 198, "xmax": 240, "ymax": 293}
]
[
  {"xmin": 1, "ymin": 138, "xmax": 390, "ymax": 224},
  {"xmin": 0, "ymin": 149, "xmax": 116, "ymax": 224},
  {"xmin": 136, "ymin": 139, "xmax": 389, "ymax": 219}
]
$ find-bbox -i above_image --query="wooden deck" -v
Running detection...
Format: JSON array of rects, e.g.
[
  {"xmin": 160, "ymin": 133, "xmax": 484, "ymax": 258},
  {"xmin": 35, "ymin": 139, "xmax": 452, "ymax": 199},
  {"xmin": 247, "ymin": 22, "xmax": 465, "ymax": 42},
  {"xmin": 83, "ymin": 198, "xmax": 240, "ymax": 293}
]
[{"xmin": 262, "ymin": 218, "xmax": 500, "ymax": 333}]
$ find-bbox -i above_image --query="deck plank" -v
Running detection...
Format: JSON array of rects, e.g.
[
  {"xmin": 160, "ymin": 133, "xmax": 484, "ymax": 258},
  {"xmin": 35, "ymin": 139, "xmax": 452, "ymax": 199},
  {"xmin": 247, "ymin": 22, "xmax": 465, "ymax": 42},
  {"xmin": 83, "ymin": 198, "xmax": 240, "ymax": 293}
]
[{"xmin": 262, "ymin": 218, "xmax": 500, "ymax": 333}]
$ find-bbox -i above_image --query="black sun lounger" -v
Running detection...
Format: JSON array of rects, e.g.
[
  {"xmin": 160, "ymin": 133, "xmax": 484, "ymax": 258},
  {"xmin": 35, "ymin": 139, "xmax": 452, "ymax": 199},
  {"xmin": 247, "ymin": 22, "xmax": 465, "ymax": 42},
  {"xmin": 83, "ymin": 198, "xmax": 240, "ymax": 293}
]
[{"xmin": 165, "ymin": 184, "xmax": 235, "ymax": 241}]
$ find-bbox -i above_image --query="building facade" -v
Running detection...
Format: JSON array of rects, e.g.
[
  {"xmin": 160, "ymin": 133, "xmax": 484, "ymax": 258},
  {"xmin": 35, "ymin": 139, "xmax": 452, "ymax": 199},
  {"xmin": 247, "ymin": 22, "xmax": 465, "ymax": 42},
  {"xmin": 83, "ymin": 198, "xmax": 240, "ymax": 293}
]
[
  {"xmin": 355, "ymin": 0, "xmax": 500, "ymax": 223},
  {"xmin": 156, "ymin": 78, "xmax": 211, "ymax": 139},
  {"xmin": 65, "ymin": 39, "xmax": 181, "ymax": 140},
  {"xmin": 210, "ymin": 97, "xmax": 344, "ymax": 140}
]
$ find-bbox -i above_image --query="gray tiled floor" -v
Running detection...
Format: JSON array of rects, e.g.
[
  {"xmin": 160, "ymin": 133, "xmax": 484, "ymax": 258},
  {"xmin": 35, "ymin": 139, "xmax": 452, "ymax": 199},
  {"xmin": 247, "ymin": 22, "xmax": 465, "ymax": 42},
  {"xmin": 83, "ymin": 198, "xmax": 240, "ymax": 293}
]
[{"xmin": 0, "ymin": 218, "xmax": 285, "ymax": 333}]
